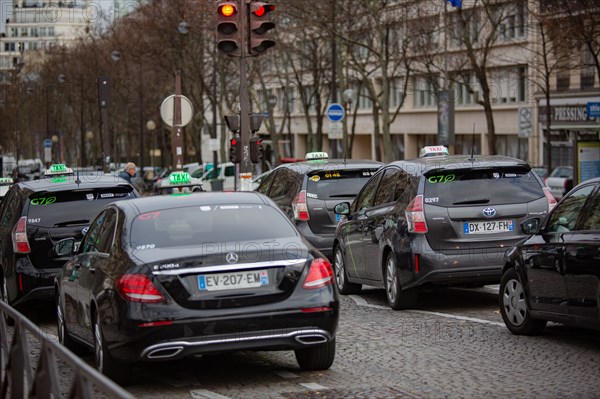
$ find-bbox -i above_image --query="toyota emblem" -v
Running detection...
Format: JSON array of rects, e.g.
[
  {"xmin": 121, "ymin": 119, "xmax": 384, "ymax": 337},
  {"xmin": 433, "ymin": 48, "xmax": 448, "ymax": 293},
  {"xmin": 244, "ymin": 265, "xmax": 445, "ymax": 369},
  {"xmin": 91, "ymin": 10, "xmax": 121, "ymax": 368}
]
[
  {"xmin": 482, "ymin": 207, "xmax": 496, "ymax": 218},
  {"xmin": 225, "ymin": 252, "xmax": 239, "ymax": 264}
]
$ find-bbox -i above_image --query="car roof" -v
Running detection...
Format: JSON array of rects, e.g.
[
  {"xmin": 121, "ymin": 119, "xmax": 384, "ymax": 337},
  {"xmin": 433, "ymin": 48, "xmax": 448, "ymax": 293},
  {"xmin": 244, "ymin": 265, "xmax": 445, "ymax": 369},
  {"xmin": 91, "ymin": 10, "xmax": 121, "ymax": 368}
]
[
  {"xmin": 17, "ymin": 175, "xmax": 133, "ymax": 192},
  {"xmin": 389, "ymin": 155, "xmax": 530, "ymax": 177},
  {"xmin": 276, "ymin": 159, "xmax": 383, "ymax": 173},
  {"xmin": 117, "ymin": 191, "xmax": 271, "ymax": 214}
]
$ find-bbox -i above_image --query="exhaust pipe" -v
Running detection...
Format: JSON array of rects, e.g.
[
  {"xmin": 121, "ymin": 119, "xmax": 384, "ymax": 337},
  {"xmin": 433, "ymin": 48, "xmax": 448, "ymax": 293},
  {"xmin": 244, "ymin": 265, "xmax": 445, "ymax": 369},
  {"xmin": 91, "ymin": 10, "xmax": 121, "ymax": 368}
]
[
  {"xmin": 294, "ymin": 333, "xmax": 328, "ymax": 345},
  {"xmin": 146, "ymin": 346, "xmax": 184, "ymax": 359}
]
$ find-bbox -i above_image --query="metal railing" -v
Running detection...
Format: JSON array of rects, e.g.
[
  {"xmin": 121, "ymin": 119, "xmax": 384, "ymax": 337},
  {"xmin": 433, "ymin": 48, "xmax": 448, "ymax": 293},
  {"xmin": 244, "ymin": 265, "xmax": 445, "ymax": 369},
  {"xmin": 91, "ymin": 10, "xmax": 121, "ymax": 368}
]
[{"xmin": 0, "ymin": 302, "xmax": 134, "ymax": 399}]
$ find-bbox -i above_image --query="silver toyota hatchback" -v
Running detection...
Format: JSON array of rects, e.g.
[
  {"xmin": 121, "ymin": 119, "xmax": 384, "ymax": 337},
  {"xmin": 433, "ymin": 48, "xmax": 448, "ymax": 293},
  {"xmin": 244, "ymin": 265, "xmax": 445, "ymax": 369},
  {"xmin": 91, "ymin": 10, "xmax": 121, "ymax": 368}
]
[{"xmin": 333, "ymin": 155, "xmax": 557, "ymax": 309}]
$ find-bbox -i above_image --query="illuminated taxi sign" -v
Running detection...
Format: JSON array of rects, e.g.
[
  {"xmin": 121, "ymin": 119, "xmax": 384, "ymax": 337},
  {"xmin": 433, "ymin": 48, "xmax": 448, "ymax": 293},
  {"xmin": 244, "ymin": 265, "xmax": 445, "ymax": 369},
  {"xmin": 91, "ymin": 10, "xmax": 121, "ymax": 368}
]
[
  {"xmin": 169, "ymin": 171, "xmax": 192, "ymax": 185},
  {"xmin": 51, "ymin": 176, "xmax": 68, "ymax": 183},
  {"xmin": 0, "ymin": 177, "xmax": 13, "ymax": 185},
  {"xmin": 305, "ymin": 152, "xmax": 329, "ymax": 161},
  {"xmin": 419, "ymin": 146, "xmax": 449, "ymax": 158},
  {"xmin": 44, "ymin": 163, "xmax": 74, "ymax": 176}
]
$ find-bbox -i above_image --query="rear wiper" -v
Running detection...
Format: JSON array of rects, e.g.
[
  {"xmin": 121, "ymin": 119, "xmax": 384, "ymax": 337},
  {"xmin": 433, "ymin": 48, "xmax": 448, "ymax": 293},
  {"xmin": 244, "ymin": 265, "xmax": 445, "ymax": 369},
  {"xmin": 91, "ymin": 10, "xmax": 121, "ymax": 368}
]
[
  {"xmin": 54, "ymin": 219, "xmax": 89, "ymax": 227},
  {"xmin": 453, "ymin": 199, "xmax": 490, "ymax": 205}
]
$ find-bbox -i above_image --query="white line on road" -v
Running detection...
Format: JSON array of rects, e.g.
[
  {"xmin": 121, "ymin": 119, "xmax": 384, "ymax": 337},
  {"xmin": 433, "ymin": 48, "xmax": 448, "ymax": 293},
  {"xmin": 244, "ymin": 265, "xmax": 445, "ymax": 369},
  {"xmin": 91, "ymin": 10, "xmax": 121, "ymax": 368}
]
[
  {"xmin": 299, "ymin": 382, "xmax": 328, "ymax": 390},
  {"xmin": 348, "ymin": 295, "xmax": 505, "ymax": 327},
  {"xmin": 274, "ymin": 370, "xmax": 299, "ymax": 378},
  {"xmin": 190, "ymin": 389, "xmax": 232, "ymax": 399}
]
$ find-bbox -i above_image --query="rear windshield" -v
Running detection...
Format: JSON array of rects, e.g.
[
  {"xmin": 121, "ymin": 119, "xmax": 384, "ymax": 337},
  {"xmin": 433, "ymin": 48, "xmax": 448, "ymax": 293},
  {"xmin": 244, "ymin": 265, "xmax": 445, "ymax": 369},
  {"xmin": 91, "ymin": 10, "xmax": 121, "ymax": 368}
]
[
  {"xmin": 423, "ymin": 169, "xmax": 544, "ymax": 206},
  {"xmin": 27, "ymin": 187, "xmax": 135, "ymax": 227},
  {"xmin": 130, "ymin": 204, "xmax": 298, "ymax": 248},
  {"xmin": 306, "ymin": 169, "xmax": 379, "ymax": 200}
]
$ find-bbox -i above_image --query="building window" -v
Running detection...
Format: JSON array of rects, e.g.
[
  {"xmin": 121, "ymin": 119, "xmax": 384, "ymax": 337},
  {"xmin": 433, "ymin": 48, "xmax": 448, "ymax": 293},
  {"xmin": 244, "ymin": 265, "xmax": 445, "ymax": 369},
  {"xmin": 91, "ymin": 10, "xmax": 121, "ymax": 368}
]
[
  {"xmin": 40, "ymin": 27, "xmax": 47, "ymax": 36},
  {"xmin": 358, "ymin": 86, "xmax": 373, "ymax": 110},
  {"xmin": 581, "ymin": 48, "xmax": 596, "ymax": 90},
  {"xmin": 498, "ymin": 2, "xmax": 527, "ymax": 40},
  {"xmin": 556, "ymin": 72, "xmax": 570, "ymax": 91},
  {"xmin": 389, "ymin": 78, "xmax": 405, "ymax": 109},
  {"xmin": 48, "ymin": 27, "xmax": 55, "ymax": 36},
  {"xmin": 490, "ymin": 66, "xmax": 527, "ymax": 104},
  {"xmin": 414, "ymin": 77, "xmax": 437, "ymax": 108}
]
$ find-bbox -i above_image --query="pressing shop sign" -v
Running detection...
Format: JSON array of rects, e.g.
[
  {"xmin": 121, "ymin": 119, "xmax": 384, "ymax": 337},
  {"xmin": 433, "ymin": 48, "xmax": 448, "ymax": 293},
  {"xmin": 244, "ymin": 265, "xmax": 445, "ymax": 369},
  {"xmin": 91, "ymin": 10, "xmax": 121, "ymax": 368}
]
[{"xmin": 539, "ymin": 104, "xmax": 597, "ymax": 124}]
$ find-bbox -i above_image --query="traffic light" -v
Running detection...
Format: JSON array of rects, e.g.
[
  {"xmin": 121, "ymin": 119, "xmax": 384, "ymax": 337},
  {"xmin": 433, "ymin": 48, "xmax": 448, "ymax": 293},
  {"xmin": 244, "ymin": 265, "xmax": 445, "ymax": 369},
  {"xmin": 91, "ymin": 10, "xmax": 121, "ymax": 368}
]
[
  {"xmin": 229, "ymin": 138, "xmax": 242, "ymax": 163},
  {"xmin": 216, "ymin": 1, "xmax": 240, "ymax": 55},
  {"xmin": 250, "ymin": 136, "xmax": 263, "ymax": 163},
  {"xmin": 249, "ymin": 2, "xmax": 275, "ymax": 55}
]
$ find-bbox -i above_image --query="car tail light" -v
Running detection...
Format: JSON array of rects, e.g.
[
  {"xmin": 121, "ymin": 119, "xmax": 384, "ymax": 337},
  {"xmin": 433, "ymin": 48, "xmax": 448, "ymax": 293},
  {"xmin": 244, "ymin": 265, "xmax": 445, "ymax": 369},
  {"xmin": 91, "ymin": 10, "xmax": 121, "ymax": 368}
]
[
  {"xmin": 117, "ymin": 274, "xmax": 164, "ymax": 303},
  {"xmin": 302, "ymin": 258, "xmax": 333, "ymax": 289},
  {"xmin": 12, "ymin": 216, "xmax": 31, "ymax": 253},
  {"xmin": 292, "ymin": 190, "xmax": 310, "ymax": 221},
  {"xmin": 543, "ymin": 187, "xmax": 557, "ymax": 211},
  {"xmin": 406, "ymin": 195, "xmax": 428, "ymax": 233}
]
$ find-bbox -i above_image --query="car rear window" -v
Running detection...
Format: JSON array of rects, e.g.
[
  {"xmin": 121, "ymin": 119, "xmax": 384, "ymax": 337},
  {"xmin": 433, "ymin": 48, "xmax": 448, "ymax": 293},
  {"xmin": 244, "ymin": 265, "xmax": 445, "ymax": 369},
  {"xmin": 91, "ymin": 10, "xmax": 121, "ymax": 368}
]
[
  {"xmin": 27, "ymin": 187, "xmax": 135, "ymax": 227},
  {"xmin": 423, "ymin": 168, "xmax": 544, "ymax": 206},
  {"xmin": 306, "ymin": 169, "xmax": 379, "ymax": 200},
  {"xmin": 130, "ymin": 204, "xmax": 298, "ymax": 248}
]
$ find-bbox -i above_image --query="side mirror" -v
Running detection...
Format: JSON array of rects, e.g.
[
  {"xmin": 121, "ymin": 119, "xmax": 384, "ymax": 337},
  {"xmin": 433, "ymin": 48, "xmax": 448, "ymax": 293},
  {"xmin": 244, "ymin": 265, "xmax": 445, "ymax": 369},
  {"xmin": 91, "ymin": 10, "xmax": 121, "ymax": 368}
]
[
  {"xmin": 334, "ymin": 202, "xmax": 350, "ymax": 215},
  {"xmin": 520, "ymin": 217, "xmax": 540, "ymax": 235},
  {"xmin": 53, "ymin": 238, "xmax": 76, "ymax": 257}
]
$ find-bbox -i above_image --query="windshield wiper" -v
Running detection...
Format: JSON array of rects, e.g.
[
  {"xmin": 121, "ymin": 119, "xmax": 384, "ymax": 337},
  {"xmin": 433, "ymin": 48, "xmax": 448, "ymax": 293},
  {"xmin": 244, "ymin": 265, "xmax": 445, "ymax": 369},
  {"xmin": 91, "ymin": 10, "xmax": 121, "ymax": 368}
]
[
  {"xmin": 453, "ymin": 199, "xmax": 490, "ymax": 205},
  {"xmin": 54, "ymin": 219, "xmax": 89, "ymax": 227}
]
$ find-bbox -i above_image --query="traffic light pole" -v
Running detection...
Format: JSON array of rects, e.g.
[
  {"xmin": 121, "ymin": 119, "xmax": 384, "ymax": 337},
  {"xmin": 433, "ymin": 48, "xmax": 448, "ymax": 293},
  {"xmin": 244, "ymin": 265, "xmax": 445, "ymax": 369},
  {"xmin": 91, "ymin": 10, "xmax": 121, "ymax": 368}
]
[{"xmin": 239, "ymin": 1, "xmax": 252, "ymax": 190}]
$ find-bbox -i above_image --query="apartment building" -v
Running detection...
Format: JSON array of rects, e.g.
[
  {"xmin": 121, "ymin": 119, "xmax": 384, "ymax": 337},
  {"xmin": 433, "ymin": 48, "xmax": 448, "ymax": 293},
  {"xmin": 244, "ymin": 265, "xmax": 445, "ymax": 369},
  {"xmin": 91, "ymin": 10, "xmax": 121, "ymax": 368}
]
[{"xmin": 264, "ymin": 0, "xmax": 598, "ymax": 167}]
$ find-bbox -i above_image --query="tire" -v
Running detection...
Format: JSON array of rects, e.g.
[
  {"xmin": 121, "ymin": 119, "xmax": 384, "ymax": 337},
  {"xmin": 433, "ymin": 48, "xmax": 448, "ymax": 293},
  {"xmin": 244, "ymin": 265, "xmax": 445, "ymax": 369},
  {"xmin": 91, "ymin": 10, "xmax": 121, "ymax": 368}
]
[
  {"xmin": 1, "ymin": 276, "xmax": 15, "ymax": 326},
  {"xmin": 333, "ymin": 245, "xmax": 361, "ymax": 295},
  {"xmin": 499, "ymin": 268, "xmax": 547, "ymax": 335},
  {"xmin": 93, "ymin": 311, "xmax": 133, "ymax": 385},
  {"xmin": 56, "ymin": 294, "xmax": 84, "ymax": 353},
  {"xmin": 294, "ymin": 338, "xmax": 336, "ymax": 371},
  {"xmin": 385, "ymin": 252, "xmax": 417, "ymax": 310}
]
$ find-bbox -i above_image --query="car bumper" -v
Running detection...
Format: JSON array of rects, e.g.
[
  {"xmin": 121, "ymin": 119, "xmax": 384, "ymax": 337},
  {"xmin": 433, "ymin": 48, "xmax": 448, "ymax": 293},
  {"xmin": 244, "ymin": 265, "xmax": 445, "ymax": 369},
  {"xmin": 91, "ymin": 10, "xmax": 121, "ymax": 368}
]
[
  {"xmin": 296, "ymin": 223, "xmax": 334, "ymax": 260},
  {"xmin": 405, "ymin": 239, "xmax": 505, "ymax": 288},
  {"xmin": 106, "ymin": 306, "xmax": 339, "ymax": 363},
  {"xmin": 10, "ymin": 257, "xmax": 58, "ymax": 307}
]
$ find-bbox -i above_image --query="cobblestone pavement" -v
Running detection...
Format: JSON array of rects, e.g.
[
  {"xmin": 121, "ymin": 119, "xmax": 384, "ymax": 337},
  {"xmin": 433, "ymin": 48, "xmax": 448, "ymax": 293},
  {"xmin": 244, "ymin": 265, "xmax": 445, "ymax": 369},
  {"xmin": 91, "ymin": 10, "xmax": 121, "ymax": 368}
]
[{"xmin": 10, "ymin": 287, "xmax": 600, "ymax": 399}]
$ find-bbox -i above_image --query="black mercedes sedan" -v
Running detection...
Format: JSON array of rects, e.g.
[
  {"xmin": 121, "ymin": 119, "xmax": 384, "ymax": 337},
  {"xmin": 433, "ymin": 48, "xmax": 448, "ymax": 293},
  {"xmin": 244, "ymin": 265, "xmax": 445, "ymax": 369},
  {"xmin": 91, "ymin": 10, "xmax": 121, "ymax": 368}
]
[
  {"xmin": 500, "ymin": 177, "xmax": 600, "ymax": 335},
  {"xmin": 54, "ymin": 192, "xmax": 338, "ymax": 384}
]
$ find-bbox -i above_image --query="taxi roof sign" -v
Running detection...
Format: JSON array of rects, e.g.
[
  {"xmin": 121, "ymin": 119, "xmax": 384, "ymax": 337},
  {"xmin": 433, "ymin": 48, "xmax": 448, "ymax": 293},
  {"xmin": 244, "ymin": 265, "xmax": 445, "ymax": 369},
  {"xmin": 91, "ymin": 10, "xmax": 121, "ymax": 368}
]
[
  {"xmin": 0, "ymin": 177, "xmax": 13, "ymax": 185},
  {"xmin": 169, "ymin": 171, "xmax": 192, "ymax": 185},
  {"xmin": 419, "ymin": 146, "xmax": 449, "ymax": 158},
  {"xmin": 44, "ymin": 163, "xmax": 74, "ymax": 176},
  {"xmin": 305, "ymin": 152, "xmax": 329, "ymax": 161}
]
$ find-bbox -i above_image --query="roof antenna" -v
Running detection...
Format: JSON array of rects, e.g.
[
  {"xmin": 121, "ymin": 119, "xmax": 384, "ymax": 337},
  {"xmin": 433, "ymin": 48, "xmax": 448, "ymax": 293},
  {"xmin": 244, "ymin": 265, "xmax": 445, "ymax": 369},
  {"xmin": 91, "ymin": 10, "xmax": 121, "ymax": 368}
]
[
  {"xmin": 469, "ymin": 123, "xmax": 476, "ymax": 161},
  {"xmin": 75, "ymin": 168, "xmax": 81, "ymax": 185}
]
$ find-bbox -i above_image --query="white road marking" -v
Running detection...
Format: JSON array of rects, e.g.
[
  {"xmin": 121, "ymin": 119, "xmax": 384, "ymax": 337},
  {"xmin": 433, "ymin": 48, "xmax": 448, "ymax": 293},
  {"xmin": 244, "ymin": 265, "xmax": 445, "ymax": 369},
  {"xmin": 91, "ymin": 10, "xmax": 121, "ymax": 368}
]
[
  {"xmin": 274, "ymin": 370, "xmax": 299, "ymax": 378},
  {"xmin": 349, "ymin": 295, "xmax": 505, "ymax": 327},
  {"xmin": 190, "ymin": 389, "xmax": 232, "ymax": 399},
  {"xmin": 300, "ymin": 382, "xmax": 328, "ymax": 390}
]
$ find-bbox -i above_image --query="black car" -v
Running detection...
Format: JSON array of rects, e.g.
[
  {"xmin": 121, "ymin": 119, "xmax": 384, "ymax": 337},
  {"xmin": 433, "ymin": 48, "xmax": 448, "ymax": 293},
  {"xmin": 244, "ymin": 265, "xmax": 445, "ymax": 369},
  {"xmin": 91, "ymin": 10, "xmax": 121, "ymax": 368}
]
[
  {"xmin": 500, "ymin": 177, "xmax": 600, "ymax": 334},
  {"xmin": 333, "ymin": 155, "xmax": 556, "ymax": 309},
  {"xmin": 54, "ymin": 192, "xmax": 338, "ymax": 384},
  {"xmin": 0, "ymin": 172, "xmax": 138, "ymax": 315},
  {"xmin": 256, "ymin": 153, "xmax": 383, "ymax": 260}
]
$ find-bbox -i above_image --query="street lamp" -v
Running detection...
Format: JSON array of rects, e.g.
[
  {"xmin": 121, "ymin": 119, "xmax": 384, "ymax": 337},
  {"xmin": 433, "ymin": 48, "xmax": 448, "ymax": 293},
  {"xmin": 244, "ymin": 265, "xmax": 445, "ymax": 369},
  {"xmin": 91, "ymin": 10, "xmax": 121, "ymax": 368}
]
[
  {"xmin": 342, "ymin": 89, "xmax": 356, "ymax": 161},
  {"xmin": 146, "ymin": 120, "xmax": 157, "ymax": 168}
]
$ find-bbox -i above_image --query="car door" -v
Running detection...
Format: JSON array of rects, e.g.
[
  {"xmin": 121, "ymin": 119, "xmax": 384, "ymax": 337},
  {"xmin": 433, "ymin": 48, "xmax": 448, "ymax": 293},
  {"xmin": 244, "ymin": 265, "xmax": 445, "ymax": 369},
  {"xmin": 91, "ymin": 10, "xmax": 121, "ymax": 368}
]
[
  {"xmin": 341, "ymin": 171, "xmax": 383, "ymax": 279},
  {"xmin": 563, "ymin": 184, "xmax": 600, "ymax": 321},
  {"xmin": 363, "ymin": 167, "xmax": 401, "ymax": 281},
  {"xmin": 76, "ymin": 208, "xmax": 117, "ymax": 344},
  {"xmin": 525, "ymin": 184, "xmax": 595, "ymax": 315}
]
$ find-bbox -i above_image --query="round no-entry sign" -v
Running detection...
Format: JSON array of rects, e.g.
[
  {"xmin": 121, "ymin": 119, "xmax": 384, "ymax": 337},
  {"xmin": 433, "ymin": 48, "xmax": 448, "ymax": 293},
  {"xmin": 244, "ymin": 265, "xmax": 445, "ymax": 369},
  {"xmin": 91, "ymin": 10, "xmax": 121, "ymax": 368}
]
[{"xmin": 326, "ymin": 103, "xmax": 345, "ymax": 122}]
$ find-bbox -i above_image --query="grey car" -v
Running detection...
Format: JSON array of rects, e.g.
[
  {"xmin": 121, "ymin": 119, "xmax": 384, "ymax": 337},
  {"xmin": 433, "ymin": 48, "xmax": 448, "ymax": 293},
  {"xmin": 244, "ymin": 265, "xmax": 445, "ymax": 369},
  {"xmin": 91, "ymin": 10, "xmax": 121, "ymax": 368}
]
[{"xmin": 333, "ymin": 155, "xmax": 557, "ymax": 309}]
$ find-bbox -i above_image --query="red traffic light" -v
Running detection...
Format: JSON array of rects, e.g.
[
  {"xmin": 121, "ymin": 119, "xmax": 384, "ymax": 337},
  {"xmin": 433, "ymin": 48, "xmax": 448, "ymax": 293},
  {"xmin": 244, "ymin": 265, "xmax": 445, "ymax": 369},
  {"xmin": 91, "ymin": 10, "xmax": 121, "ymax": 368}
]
[
  {"xmin": 219, "ymin": 3, "xmax": 236, "ymax": 17},
  {"xmin": 253, "ymin": 4, "xmax": 275, "ymax": 17},
  {"xmin": 231, "ymin": 138, "xmax": 238, "ymax": 145}
]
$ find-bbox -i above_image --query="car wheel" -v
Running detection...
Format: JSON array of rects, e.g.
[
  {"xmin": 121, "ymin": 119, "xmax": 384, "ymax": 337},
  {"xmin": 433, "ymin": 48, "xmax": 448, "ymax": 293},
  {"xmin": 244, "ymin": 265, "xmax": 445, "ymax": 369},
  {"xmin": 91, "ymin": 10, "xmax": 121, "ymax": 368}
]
[
  {"xmin": 56, "ymin": 294, "xmax": 82, "ymax": 353},
  {"xmin": 499, "ymin": 268, "xmax": 547, "ymax": 335},
  {"xmin": 1, "ymin": 276, "xmax": 15, "ymax": 326},
  {"xmin": 333, "ymin": 245, "xmax": 361, "ymax": 295},
  {"xmin": 93, "ymin": 311, "xmax": 132, "ymax": 385},
  {"xmin": 294, "ymin": 338, "xmax": 336, "ymax": 371},
  {"xmin": 385, "ymin": 252, "xmax": 417, "ymax": 310}
]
